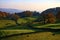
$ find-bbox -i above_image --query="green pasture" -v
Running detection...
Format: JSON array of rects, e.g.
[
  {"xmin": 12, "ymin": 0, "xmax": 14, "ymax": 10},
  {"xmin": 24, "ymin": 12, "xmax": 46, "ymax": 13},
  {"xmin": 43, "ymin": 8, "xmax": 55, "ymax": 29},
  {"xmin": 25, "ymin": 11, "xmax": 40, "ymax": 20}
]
[
  {"xmin": 0, "ymin": 17, "xmax": 60, "ymax": 40},
  {"xmin": 0, "ymin": 18, "xmax": 60, "ymax": 29},
  {"xmin": 0, "ymin": 30, "xmax": 35, "ymax": 37}
]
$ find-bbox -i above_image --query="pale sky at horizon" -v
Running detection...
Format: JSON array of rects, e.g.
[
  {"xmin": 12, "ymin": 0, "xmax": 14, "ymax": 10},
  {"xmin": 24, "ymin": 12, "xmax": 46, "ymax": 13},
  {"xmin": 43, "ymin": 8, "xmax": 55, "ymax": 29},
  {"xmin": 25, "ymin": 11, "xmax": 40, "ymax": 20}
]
[{"xmin": 0, "ymin": 0, "xmax": 60, "ymax": 12}]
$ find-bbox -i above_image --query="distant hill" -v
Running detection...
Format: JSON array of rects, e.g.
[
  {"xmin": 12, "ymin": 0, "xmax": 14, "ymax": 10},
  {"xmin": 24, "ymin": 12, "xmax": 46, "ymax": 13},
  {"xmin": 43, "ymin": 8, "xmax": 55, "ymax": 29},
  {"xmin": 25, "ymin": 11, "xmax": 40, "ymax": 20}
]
[
  {"xmin": 0, "ymin": 8, "xmax": 23, "ymax": 13},
  {"xmin": 41, "ymin": 7, "xmax": 60, "ymax": 15}
]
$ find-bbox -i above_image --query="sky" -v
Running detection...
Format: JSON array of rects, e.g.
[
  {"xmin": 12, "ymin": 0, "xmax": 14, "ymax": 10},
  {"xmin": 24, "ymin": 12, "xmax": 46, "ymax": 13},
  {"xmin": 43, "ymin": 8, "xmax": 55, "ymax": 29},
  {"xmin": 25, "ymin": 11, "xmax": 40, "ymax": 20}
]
[{"xmin": 0, "ymin": 0, "xmax": 60, "ymax": 12}]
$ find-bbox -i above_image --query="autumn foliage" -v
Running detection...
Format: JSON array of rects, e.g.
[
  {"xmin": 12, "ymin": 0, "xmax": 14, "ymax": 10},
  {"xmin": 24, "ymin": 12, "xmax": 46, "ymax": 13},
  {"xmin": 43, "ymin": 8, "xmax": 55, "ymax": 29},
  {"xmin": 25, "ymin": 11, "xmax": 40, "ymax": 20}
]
[
  {"xmin": 0, "ymin": 11, "xmax": 9, "ymax": 19},
  {"xmin": 0, "ymin": 10, "xmax": 59, "ymax": 24},
  {"xmin": 42, "ymin": 12, "xmax": 56, "ymax": 24},
  {"xmin": 0, "ymin": 11, "xmax": 20, "ymax": 24},
  {"xmin": 47, "ymin": 13, "xmax": 56, "ymax": 23}
]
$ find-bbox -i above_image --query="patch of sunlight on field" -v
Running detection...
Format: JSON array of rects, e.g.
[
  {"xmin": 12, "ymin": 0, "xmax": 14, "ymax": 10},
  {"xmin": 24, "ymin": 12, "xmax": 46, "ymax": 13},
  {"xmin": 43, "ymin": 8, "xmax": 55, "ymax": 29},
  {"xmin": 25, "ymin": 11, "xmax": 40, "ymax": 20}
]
[
  {"xmin": 42, "ymin": 23, "xmax": 60, "ymax": 27},
  {"xmin": 0, "ymin": 30, "xmax": 35, "ymax": 37},
  {"xmin": 18, "ymin": 18, "xmax": 27, "ymax": 24},
  {"xmin": 0, "ymin": 20, "xmax": 16, "ymax": 28},
  {"xmin": 1, "ymin": 32, "xmax": 60, "ymax": 40},
  {"xmin": 18, "ymin": 17, "xmax": 36, "ymax": 24},
  {"xmin": 26, "ymin": 17, "xmax": 36, "ymax": 21},
  {"xmin": 34, "ymin": 23, "xmax": 60, "ymax": 29}
]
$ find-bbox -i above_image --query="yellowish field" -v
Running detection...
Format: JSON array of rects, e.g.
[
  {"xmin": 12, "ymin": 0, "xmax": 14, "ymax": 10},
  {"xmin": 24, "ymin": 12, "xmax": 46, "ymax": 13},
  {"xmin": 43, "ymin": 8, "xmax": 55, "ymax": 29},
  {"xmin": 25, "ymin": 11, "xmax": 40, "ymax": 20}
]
[
  {"xmin": 1, "ymin": 32, "xmax": 60, "ymax": 40},
  {"xmin": 0, "ymin": 20, "xmax": 16, "ymax": 28},
  {"xmin": 0, "ymin": 17, "xmax": 36, "ymax": 28}
]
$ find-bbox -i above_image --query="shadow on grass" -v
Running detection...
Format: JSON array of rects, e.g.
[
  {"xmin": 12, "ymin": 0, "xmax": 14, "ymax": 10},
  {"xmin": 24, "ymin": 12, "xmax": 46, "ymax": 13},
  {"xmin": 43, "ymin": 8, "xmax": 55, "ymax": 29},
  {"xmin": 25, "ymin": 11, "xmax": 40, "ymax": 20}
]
[{"xmin": 0, "ymin": 24, "xmax": 32, "ymax": 30}]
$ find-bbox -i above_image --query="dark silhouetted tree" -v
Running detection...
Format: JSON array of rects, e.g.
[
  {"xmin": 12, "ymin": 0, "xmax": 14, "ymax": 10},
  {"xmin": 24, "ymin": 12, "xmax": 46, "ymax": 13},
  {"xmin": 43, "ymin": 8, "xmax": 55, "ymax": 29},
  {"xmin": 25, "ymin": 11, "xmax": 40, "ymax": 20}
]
[
  {"xmin": 56, "ymin": 11, "xmax": 60, "ymax": 23},
  {"xmin": 41, "ymin": 13, "xmax": 47, "ymax": 24},
  {"xmin": 23, "ymin": 11, "xmax": 33, "ymax": 17},
  {"xmin": 56, "ymin": 11, "xmax": 60, "ymax": 19},
  {"xmin": 11, "ymin": 13, "xmax": 20, "ymax": 25}
]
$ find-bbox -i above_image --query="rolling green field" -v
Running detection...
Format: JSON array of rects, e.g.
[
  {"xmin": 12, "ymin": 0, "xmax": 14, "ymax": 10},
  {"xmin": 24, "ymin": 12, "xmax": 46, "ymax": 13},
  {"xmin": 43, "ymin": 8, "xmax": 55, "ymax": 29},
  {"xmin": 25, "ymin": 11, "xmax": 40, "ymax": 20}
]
[
  {"xmin": 0, "ymin": 18, "xmax": 60, "ymax": 40},
  {"xmin": 0, "ymin": 30, "xmax": 35, "ymax": 37},
  {"xmin": 33, "ymin": 23, "xmax": 60, "ymax": 29},
  {"xmin": 0, "ymin": 20, "xmax": 16, "ymax": 28},
  {"xmin": 0, "ymin": 19, "xmax": 60, "ymax": 29}
]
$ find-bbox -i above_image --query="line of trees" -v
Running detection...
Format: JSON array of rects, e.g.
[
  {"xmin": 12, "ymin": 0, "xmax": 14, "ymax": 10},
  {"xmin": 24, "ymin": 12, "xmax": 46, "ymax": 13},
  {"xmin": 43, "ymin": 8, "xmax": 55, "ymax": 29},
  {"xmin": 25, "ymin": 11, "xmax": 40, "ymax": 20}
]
[
  {"xmin": 0, "ymin": 10, "xmax": 60, "ymax": 25},
  {"xmin": 0, "ymin": 11, "xmax": 20, "ymax": 25},
  {"xmin": 41, "ymin": 11, "xmax": 60, "ymax": 24}
]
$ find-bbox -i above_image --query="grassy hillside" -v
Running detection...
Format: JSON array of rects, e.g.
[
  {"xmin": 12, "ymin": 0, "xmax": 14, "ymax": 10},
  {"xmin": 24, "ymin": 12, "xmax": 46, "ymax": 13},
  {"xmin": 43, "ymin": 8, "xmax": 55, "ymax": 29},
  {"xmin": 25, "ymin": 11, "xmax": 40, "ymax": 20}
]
[
  {"xmin": 0, "ymin": 18, "xmax": 60, "ymax": 40},
  {"xmin": 0, "ymin": 30, "xmax": 35, "ymax": 37},
  {"xmin": 0, "ymin": 19, "xmax": 60, "ymax": 29},
  {"xmin": 1, "ymin": 32, "xmax": 60, "ymax": 40},
  {"xmin": 0, "ymin": 17, "xmax": 36, "ymax": 30},
  {"xmin": 0, "ymin": 20, "xmax": 16, "ymax": 28}
]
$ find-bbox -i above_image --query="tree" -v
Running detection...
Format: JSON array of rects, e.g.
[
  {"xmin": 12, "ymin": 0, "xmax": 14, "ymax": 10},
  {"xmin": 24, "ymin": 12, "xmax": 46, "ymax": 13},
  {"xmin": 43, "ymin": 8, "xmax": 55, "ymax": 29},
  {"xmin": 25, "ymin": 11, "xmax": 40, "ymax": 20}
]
[
  {"xmin": 56, "ymin": 11, "xmax": 60, "ymax": 23},
  {"xmin": 41, "ymin": 12, "xmax": 56, "ymax": 24},
  {"xmin": 0, "ymin": 11, "xmax": 7, "ymax": 19},
  {"xmin": 11, "ymin": 13, "xmax": 20, "ymax": 25},
  {"xmin": 0, "ymin": 11, "xmax": 9, "ymax": 19},
  {"xmin": 56, "ymin": 11, "xmax": 60, "ymax": 19},
  {"xmin": 41, "ymin": 13, "xmax": 47, "ymax": 24},
  {"xmin": 23, "ymin": 11, "xmax": 33, "ymax": 17},
  {"xmin": 47, "ymin": 13, "xmax": 56, "ymax": 23},
  {"xmin": 0, "ymin": 11, "xmax": 3, "ymax": 19}
]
